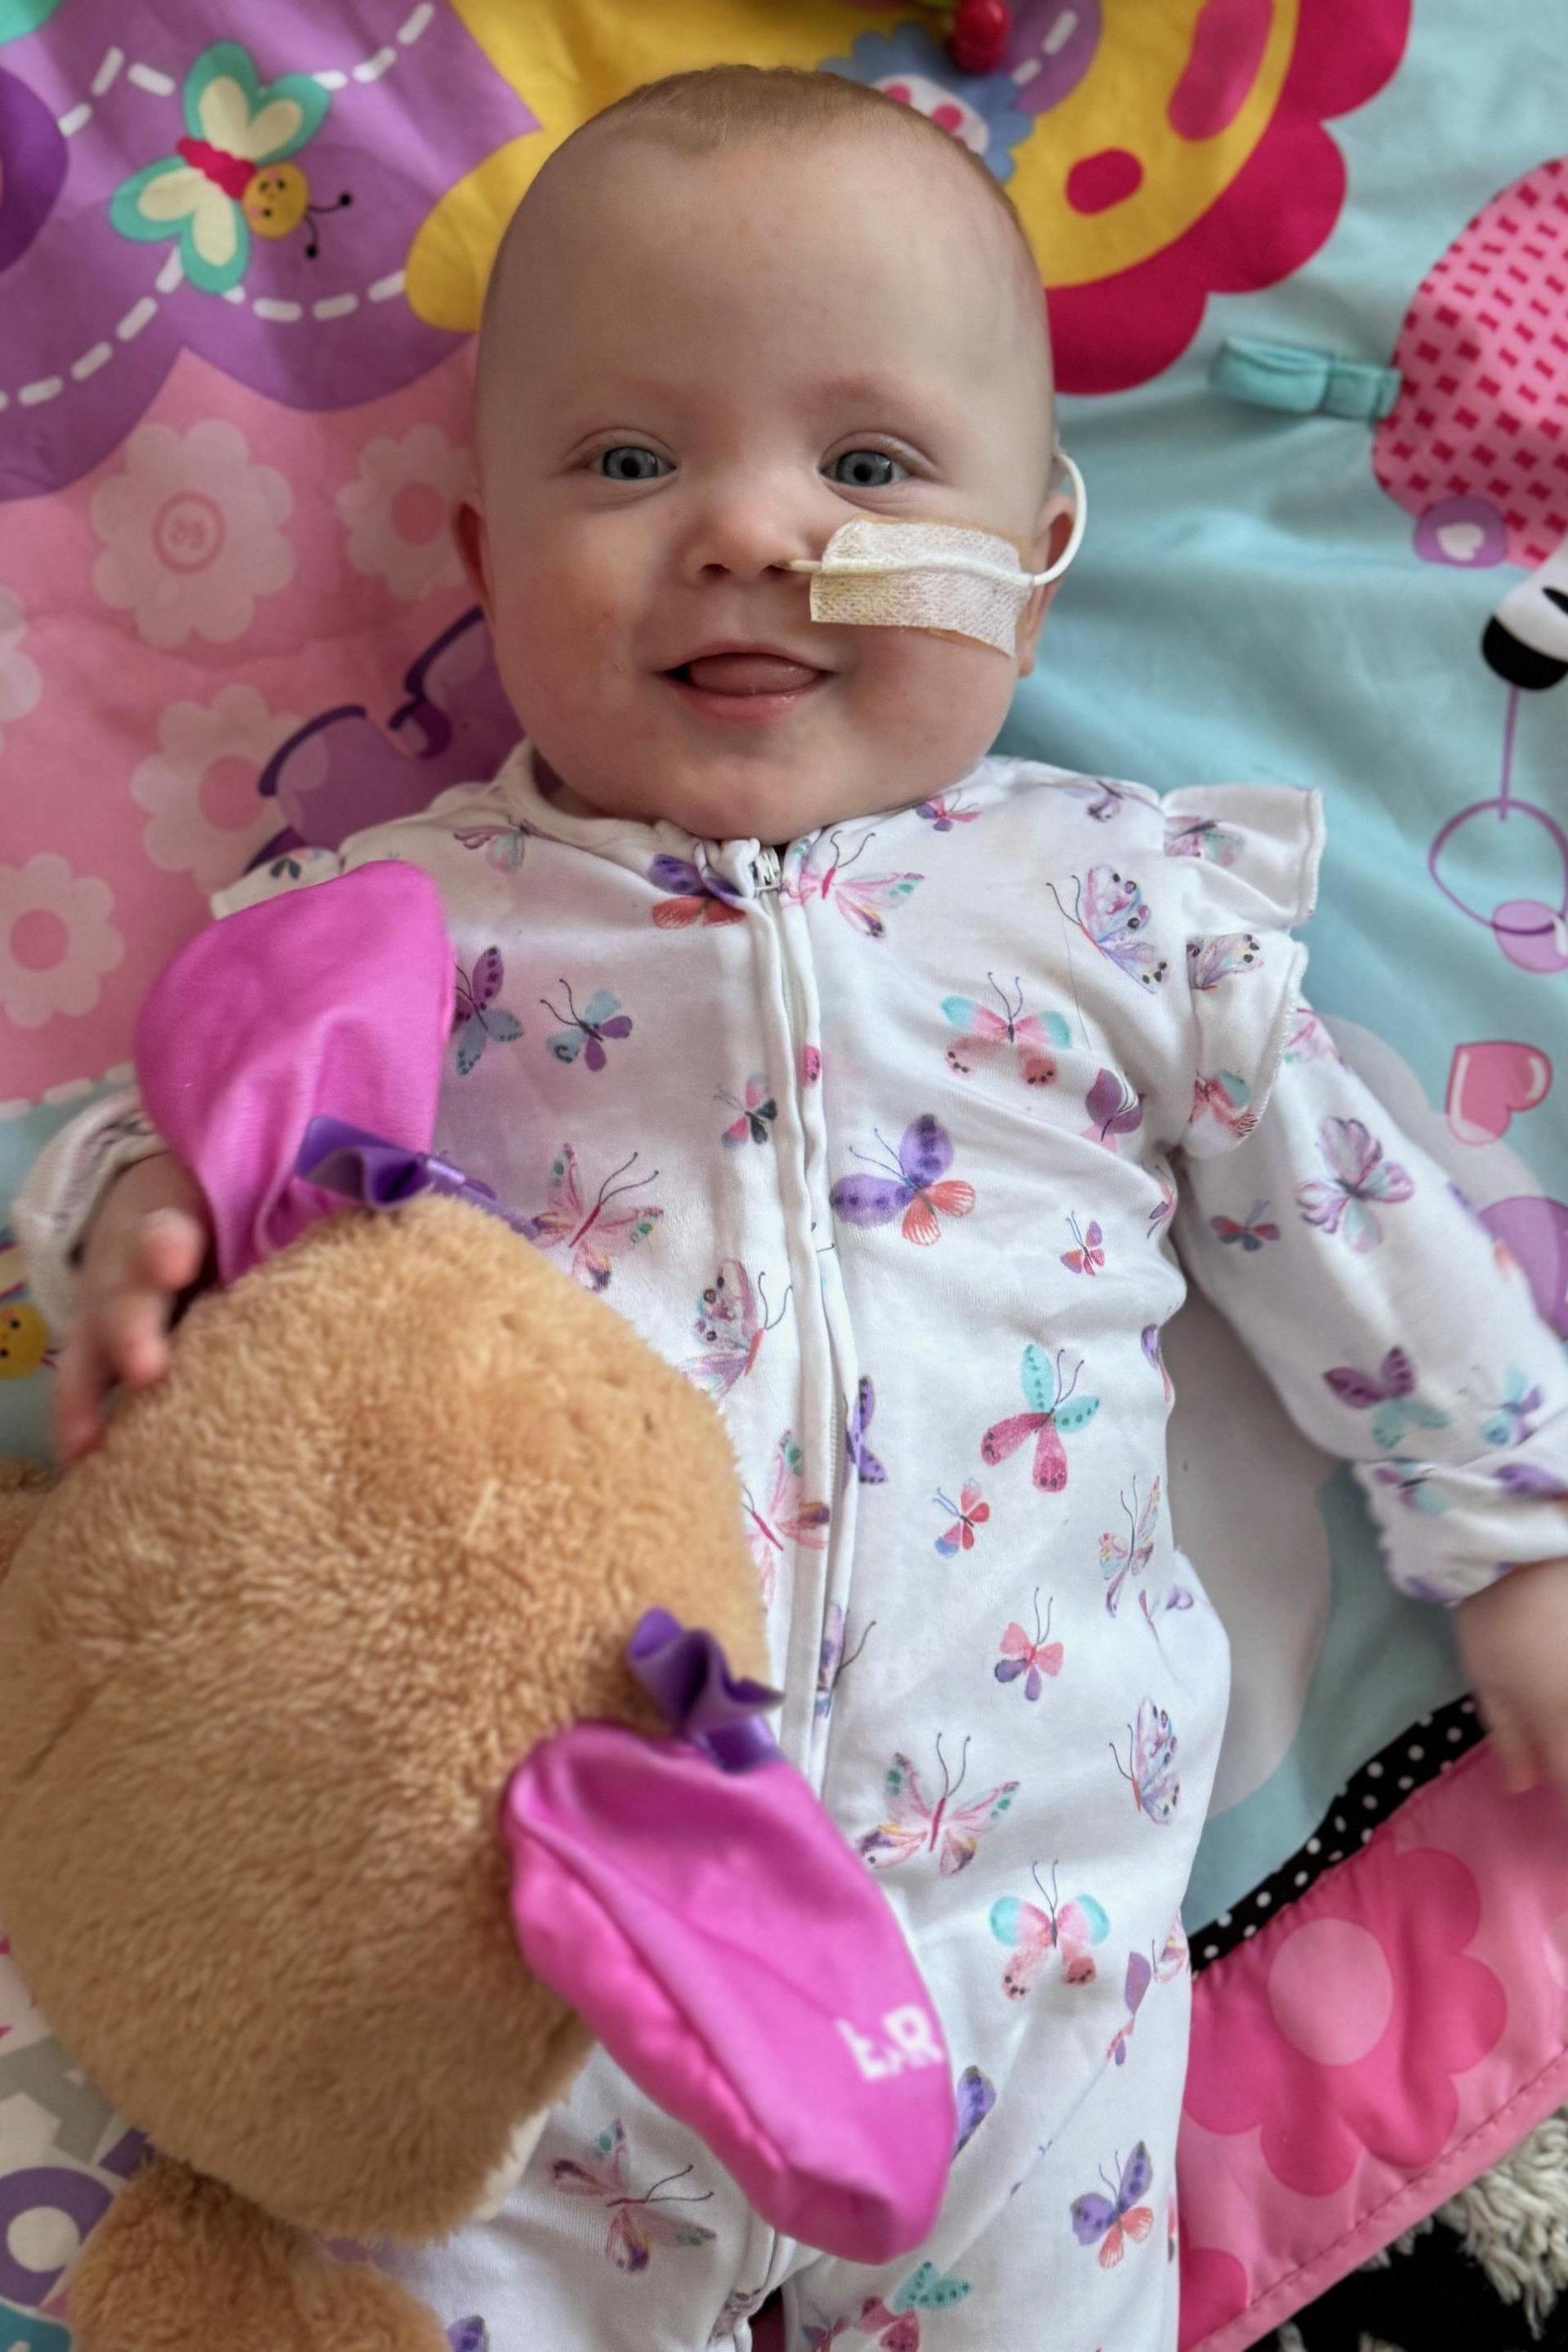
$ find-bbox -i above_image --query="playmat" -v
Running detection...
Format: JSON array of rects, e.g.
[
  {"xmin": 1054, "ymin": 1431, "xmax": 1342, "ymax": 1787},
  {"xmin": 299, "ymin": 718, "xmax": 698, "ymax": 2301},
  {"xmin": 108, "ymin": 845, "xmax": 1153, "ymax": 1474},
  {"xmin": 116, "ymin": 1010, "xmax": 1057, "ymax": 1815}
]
[{"xmin": 1, "ymin": 5, "xmax": 1566, "ymax": 2346}]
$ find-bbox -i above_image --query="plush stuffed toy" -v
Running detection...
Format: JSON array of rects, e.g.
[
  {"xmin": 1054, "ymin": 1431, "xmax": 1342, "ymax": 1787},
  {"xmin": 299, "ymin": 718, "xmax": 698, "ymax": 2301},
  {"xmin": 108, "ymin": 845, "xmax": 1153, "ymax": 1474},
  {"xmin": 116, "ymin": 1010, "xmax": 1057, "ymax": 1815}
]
[{"xmin": 0, "ymin": 866, "xmax": 954, "ymax": 2352}]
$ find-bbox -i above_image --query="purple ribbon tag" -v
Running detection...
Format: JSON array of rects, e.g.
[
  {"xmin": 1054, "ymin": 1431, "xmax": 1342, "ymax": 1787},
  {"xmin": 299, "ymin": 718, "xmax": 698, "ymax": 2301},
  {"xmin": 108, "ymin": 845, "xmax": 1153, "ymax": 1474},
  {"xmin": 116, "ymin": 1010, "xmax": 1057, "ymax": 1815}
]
[
  {"xmin": 627, "ymin": 1608, "xmax": 782, "ymax": 1773},
  {"xmin": 296, "ymin": 1116, "xmax": 532, "ymax": 1236}
]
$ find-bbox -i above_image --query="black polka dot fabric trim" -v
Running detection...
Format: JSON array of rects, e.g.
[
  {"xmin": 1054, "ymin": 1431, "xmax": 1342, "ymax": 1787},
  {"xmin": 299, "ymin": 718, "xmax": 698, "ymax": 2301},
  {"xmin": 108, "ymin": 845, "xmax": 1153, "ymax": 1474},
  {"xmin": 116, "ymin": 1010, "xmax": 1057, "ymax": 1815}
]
[{"xmin": 1191, "ymin": 1694, "xmax": 1484, "ymax": 1972}]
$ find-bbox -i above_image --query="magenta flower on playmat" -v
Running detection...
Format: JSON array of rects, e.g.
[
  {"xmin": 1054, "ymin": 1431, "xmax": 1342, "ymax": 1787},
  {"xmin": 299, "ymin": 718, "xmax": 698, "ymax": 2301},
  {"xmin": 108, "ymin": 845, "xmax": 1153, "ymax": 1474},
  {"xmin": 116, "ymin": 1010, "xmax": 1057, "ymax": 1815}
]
[{"xmin": 1183, "ymin": 1846, "xmax": 1505, "ymax": 2198}]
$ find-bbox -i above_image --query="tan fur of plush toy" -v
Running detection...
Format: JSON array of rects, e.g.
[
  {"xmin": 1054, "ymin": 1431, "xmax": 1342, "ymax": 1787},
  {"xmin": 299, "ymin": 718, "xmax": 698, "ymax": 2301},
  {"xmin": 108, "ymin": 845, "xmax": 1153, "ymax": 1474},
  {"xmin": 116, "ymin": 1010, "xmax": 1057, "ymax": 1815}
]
[{"xmin": 0, "ymin": 1196, "xmax": 766, "ymax": 2351}]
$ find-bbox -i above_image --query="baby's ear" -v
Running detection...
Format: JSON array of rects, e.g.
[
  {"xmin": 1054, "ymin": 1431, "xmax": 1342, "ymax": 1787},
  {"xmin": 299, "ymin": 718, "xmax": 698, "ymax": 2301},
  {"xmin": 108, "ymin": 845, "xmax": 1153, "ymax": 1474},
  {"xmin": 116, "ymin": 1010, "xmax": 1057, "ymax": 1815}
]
[
  {"xmin": 0, "ymin": 1461, "xmax": 51, "ymax": 1587},
  {"xmin": 453, "ymin": 496, "xmax": 493, "ymax": 618},
  {"xmin": 1016, "ymin": 496, "xmax": 1074, "ymax": 676}
]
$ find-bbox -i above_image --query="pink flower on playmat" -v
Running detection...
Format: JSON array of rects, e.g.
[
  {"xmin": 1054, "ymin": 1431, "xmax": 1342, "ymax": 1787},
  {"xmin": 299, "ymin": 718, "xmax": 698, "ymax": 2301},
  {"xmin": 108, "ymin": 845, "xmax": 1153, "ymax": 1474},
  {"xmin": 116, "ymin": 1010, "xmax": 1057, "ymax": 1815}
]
[
  {"xmin": 0, "ymin": 852, "xmax": 122, "ymax": 1030},
  {"xmin": 1183, "ymin": 1846, "xmax": 1504, "ymax": 2197},
  {"xmin": 336, "ymin": 423, "xmax": 474, "ymax": 603},
  {"xmin": 90, "ymin": 418, "xmax": 294, "ymax": 650},
  {"xmin": 0, "ymin": 581, "xmax": 42, "ymax": 760},
  {"xmin": 131, "ymin": 684, "xmax": 304, "ymax": 893}
]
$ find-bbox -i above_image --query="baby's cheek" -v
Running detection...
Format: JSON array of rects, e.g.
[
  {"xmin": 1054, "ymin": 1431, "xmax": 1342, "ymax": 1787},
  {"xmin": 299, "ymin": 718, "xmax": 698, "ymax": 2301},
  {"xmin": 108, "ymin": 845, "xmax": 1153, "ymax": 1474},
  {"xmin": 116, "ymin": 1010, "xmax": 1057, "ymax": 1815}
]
[{"xmin": 853, "ymin": 630, "xmax": 1017, "ymax": 768}]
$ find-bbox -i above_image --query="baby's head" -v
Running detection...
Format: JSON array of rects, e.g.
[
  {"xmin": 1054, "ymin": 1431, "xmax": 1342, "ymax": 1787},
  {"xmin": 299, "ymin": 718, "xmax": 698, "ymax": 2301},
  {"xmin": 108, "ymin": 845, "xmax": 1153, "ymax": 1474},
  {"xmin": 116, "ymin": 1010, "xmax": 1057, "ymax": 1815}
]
[{"xmin": 457, "ymin": 66, "xmax": 1070, "ymax": 843}]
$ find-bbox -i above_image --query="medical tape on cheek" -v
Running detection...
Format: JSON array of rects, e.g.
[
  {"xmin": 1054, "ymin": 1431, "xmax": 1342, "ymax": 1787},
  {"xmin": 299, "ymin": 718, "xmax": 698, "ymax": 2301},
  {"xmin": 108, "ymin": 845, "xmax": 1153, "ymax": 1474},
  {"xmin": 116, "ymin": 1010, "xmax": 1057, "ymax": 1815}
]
[{"xmin": 787, "ymin": 451, "xmax": 1088, "ymax": 656}]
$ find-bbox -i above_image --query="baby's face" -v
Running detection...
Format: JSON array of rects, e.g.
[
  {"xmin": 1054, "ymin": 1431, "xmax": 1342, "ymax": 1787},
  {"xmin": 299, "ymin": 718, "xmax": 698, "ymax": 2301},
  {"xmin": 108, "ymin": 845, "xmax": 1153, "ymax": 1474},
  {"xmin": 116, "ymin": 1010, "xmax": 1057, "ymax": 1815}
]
[{"xmin": 460, "ymin": 126, "xmax": 1062, "ymax": 843}]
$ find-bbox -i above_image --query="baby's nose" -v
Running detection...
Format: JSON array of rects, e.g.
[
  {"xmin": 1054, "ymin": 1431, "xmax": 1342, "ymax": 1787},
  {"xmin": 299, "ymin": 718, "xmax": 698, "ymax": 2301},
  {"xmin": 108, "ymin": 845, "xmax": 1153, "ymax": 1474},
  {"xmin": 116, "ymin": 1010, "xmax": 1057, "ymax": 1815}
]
[{"xmin": 677, "ymin": 477, "xmax": 817, "ymax": 587}]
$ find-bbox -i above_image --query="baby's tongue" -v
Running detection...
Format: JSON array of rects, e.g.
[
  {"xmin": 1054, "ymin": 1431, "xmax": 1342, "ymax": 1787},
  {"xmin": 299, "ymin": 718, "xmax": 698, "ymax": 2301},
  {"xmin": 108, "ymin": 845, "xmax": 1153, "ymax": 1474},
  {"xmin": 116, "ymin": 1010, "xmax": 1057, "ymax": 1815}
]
[{"xmin": 682, "ymin": 653, "xmax": 818, "ymax": 693}]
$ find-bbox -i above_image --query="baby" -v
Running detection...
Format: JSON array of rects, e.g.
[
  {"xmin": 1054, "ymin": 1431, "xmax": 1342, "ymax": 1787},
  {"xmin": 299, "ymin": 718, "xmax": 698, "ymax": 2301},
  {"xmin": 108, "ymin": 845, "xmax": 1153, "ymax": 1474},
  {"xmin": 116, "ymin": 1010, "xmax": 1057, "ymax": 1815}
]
[{"xmin": 20, "ymin": 65, "xmax": 1568, "ymax": 2352}]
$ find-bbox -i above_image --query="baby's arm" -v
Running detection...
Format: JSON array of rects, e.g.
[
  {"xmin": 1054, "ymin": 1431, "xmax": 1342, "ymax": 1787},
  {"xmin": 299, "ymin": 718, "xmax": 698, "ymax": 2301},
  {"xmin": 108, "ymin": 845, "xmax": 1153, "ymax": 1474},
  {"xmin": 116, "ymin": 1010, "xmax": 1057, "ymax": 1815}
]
[
  {"xmin": 15, "ymin": 846, "xmax": 345, "ymax": 1462},
  {"xmin": 1174, "ymin": 1010, "xmax": 1568, "ymax": 1792}
]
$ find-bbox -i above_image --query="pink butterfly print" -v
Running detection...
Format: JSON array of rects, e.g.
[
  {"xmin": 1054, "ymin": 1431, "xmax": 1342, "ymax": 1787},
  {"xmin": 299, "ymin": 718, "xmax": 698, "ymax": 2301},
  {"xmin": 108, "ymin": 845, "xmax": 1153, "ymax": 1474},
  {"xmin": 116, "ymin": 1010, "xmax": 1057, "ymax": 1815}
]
[
  {"xmin": 743, "ymin": 1430, "xmax": 831, "ymax": 1604},
  {"xmin": 541, "ymin": 979, "xmax": 634, "ymax": 1073},
  {"xmin": 719, "ymin": 1074, "xmax": 777, "ymax": 1147},
  {"xmin": 523, "ymin": 1147, "xmax": 662, "ymax": 1292},
  {"xmin": 845, "ymin": 1376, "xmax": 889, "ymax": 1486},
  {"xmin": 452, "ymin": 947, "xmax": 524, "ymax": 1076},
  {"xmin": 1189, "ymin": 1069, "xmax": 1257, "ymax": 1141},
  {"xmin": 1296, "ymin": 1116, "xmax": 1414, "ymax": 1252},
  {"xmin": 934, "ymin": 1480, "xmax": 990, "ymax": 1557},
  {"xmin": 991, "ymin": 1861, "xmax": 1108, "ymax": 1997},
  {"xmin": 551, "ymin": 2120, "xmax": 715, "ymax": 2271},
  {"xmin": 1099, "ymin": 1477, "xmax": 1160, "ymax": 1616},
  {"xmin": 1186, "ymin": 932, "xmax": 1263, "ymax": 990},
  {"xmin": 1142, "ymin": 1323, "xmax": 1173, "ymax": 1402},
  {"xmin": 782, "ymin": 830, "xmax": 922, "ymax": 938},
  {"xmin": 1111, "ymin": 1700, "xmax": 1180, "ymax": 1825},
  {"xmin": 831, "ymin": 1116, "xmax": 975, "ymax": 1247},
  {"xmin": 982, "ymin": 1344, "xmax": 1100, "ymax": 1494},
  {"xmin": 1051, "ymin": 867, "xmax": 1169, "ymax": 990},
  {"xmin": 1147, "ymin": 1170, "xmax": 1177, "ymax": 1239},
  {"xmin": 1284, "ymin": 1002, "xmax": 1341, "ymax": 1062},
  {"xmin": 1084, "ymin": 1067, "xmax": 1145, "ymax": 1149},
  {"xmin": 816, "ymin": 1605, "xmax": 874, "ymax": 1722},
  {"xmin": 1063, "ymin": 777, "xmax": 1125, "ymax": 822},
  {"xmin": 453, "ymin": 818, "xmax": 530, "ymax": 872},
  {"xmin": 1062, "ymin": 1213, "xmax": 1106, "ymax": 1276},
  {"xmin": 1209, "ymin": 1200, "xmax": 1280, "ymax": 1252},
  {"xmin": 942, "ymin": 974, "xmax": 1068, "ymax": 1086},
  {"xmin": 1163, "ymin": 812, "xmax": 1241, "ymax": 866},
  {"xmin": 857, "ymin": 1734, "xmax": 1018, "ymax": 1877},
  {"xmin": 647, "ymin": 853, "xmax": 746, "ymax": 929},
  {"xmin": 684, "ymin": 1263, "xmax": 789, "ymax": 1401},
  {"xmin": 1106, "ymin": 1925, "xmax": 1187, "ymax": 2066},
  {"xmin": 1071, "ymin": 2143, "xmax": 1155, "ymax": 2268},
  {"xmin": 801, "ymin": 1043, "xmax": 823, "ymax": 1086},
  {"xmin": 917, "ymin": 791, "xmax": 980, "ymax": 831},
  {"xmin": 800, "ymin": 2315, "xmax": 853, "ymax": 2350},
  {"xmin": 855, "ymin": 2261, "xmax": 972, "ymax": 2345},
  {"xmin": 995, "ymin": 1589, "xmax": 1062, "ymax": 1699}
]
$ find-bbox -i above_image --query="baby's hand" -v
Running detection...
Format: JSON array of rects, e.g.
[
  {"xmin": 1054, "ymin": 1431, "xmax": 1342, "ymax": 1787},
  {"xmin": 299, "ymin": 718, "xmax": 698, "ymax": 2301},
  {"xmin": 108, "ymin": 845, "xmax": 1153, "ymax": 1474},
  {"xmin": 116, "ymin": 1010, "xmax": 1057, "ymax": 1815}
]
[
  {"xmin": 53, "ymin": 1153, "xmax": 212, "ymax": 1466},
  {"xmin": 1457, "ymin": 1557, "xmax": 1568, "ymax": 1798}
]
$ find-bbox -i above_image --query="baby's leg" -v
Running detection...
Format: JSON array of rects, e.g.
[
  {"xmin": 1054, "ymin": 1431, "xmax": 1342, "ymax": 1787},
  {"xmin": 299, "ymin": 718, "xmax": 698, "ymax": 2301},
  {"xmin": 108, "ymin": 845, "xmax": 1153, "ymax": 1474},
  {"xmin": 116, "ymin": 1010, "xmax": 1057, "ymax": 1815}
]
[
  {"xmin": 376, "ymin": 2052, "xmax": 766, "ymax": 2351},
  {"xmin": 783, "ymin": 1972, "xmax": 1192, "ymax": 2352}
]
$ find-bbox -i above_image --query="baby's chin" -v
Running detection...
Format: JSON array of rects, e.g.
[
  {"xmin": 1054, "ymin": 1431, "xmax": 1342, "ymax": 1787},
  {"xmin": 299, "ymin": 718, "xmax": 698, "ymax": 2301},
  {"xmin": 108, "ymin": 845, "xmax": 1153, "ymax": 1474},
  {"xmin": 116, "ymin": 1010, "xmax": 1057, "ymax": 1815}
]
[{"xmin": 564, "ymin": 745, "xmax": 923, "ymax": 846}]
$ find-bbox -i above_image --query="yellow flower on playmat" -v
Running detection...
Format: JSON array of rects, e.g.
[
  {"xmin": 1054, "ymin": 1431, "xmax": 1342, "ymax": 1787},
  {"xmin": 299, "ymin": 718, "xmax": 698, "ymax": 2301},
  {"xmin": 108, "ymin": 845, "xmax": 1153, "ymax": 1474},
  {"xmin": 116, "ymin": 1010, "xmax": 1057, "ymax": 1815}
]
[{"xmin": 405, "ymin": 0, "xmax": 1410, "ymax": 394}]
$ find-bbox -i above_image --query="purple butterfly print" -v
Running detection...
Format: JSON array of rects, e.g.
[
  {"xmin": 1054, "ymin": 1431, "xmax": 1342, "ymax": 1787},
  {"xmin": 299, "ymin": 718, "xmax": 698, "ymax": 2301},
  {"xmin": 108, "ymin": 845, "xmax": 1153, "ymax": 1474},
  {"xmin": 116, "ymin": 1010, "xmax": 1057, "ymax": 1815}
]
[
  {"xmin": 1052, "ymin": 867, "xmax": 1169, "ymax": 990},
  {"xmin": 816, "ymin": 1605, "xmax": 874, "ymax": 1722},
  {"xmin": 452, "ymin": 948, "xmax": 523, "ymax": 1076},
  {"xmin": 831, "ymin": 1115, "xmax": 974, "ymax": 1247},
  {"xmin": 541, "ymin": 979, "xmax": 633, "ymax": 1073},
  {"xmin": 954, "ymin": 2065, "xmax": 996, "ymax": 2157},
  {"xmin": 256, "ymin": 610, "xmax": 519, "ymax": 853},
  {"xmin": 1085, "ymin": 1067, "xmax": 1144, "ymax": 1148},
  {"xmin": 1495, "ymin": 1461, "xmax": 1568, "ymax": 1499},
  {"xmin": 1111, "ymin": 1700, "xmax": 1179, "ymax": 1824},
  {"xmin": 1297, "ymin": 1118, "xmax": 1414, "ymax": 1253},
  {"xmin": 447, "ymin": 2323, "xmax": 489, "ymax": 2352},
  {"xmin": 1322, "ymin": 1348, "xmax": 1449, "ymax": 1450},
  {"xmin": 1186, "ymin": 932, "xmax": 1263, "ymax": 990},
  {"xmin": 1071, "ymin": 2143, "xmax": 1155, "ymax": 2265},
  {"xmin": 1142, "ymin": 1323, "xmax": 1173, "ymax": 1401},
  {"xmin": 0, "ymin": 8, "xmax": 530, "ymax": 501},
  {"xmin": 844, "ymin": 1376, "xmax": 888, "ymax": 1486},
  {"xmin": 648, "ymin": 852, "xmax": 746, "ymax": 929}
]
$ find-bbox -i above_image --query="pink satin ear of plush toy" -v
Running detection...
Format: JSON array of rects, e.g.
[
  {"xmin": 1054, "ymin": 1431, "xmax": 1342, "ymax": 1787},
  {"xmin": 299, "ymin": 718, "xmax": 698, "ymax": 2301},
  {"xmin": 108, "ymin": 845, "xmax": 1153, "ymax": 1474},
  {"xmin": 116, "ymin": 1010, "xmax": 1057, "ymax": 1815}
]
[
  {"xmin": 134, "ymin": 862, "xmax": 453, "ymax": 1284},
  {"xmin": 505, "ymin": 1724, "xmax": 958, "ymax": 2263}
]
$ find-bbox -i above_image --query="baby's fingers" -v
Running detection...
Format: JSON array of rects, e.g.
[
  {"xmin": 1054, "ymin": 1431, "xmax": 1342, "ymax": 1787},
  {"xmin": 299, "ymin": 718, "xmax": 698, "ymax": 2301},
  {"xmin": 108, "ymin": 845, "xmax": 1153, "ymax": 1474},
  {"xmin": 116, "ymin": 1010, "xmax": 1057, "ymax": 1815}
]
[
  {"xmin": 131, "ymin": 1206, "xmax": 207, "ymax": 1306},
  {"xmin": 52, "ymin": 1327, "xmax": 112, "ymax": 1465},
  {"xmin": 1477, "ymin": 1693, "xmax": 1538, "ymax": 1795}
]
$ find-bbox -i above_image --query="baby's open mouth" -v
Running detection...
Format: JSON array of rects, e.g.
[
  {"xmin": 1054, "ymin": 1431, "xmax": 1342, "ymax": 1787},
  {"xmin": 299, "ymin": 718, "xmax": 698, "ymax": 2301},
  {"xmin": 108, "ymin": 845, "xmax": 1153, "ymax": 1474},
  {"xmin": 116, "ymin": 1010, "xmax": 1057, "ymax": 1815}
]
[{"xmin": 669, "ymin": 651, "xmax": 825, "ymax": 695}]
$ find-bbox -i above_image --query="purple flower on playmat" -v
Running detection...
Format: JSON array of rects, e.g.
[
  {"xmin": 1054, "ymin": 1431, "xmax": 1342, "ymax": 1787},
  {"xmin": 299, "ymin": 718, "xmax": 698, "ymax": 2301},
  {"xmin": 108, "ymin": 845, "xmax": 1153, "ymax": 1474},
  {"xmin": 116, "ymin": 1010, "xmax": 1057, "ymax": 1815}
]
[{"xmin": 0, "ymin": 2, "xmax": 532, "ymax": 499}]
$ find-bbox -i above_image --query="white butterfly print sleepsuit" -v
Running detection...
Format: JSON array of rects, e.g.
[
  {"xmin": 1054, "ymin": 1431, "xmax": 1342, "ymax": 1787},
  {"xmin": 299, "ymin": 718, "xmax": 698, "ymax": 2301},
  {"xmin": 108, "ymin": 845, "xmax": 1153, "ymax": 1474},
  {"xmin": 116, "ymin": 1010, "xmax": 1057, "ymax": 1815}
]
[{"xmin": 21, "ymin": 748, "xmax": 1568, "ymax": 2351}]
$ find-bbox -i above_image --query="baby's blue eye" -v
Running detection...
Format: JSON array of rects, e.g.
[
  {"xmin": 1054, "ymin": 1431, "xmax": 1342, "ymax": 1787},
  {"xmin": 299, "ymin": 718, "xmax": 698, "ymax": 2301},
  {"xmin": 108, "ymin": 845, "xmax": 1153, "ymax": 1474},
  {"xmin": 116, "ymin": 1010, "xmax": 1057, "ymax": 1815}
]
[
  {"xmin": 595, "ymin": 445, "xmax": 670, "ymax": 482},
  {"xmin": 828, "ymin": 449, "xmax": 906, "ymax": 489}
]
